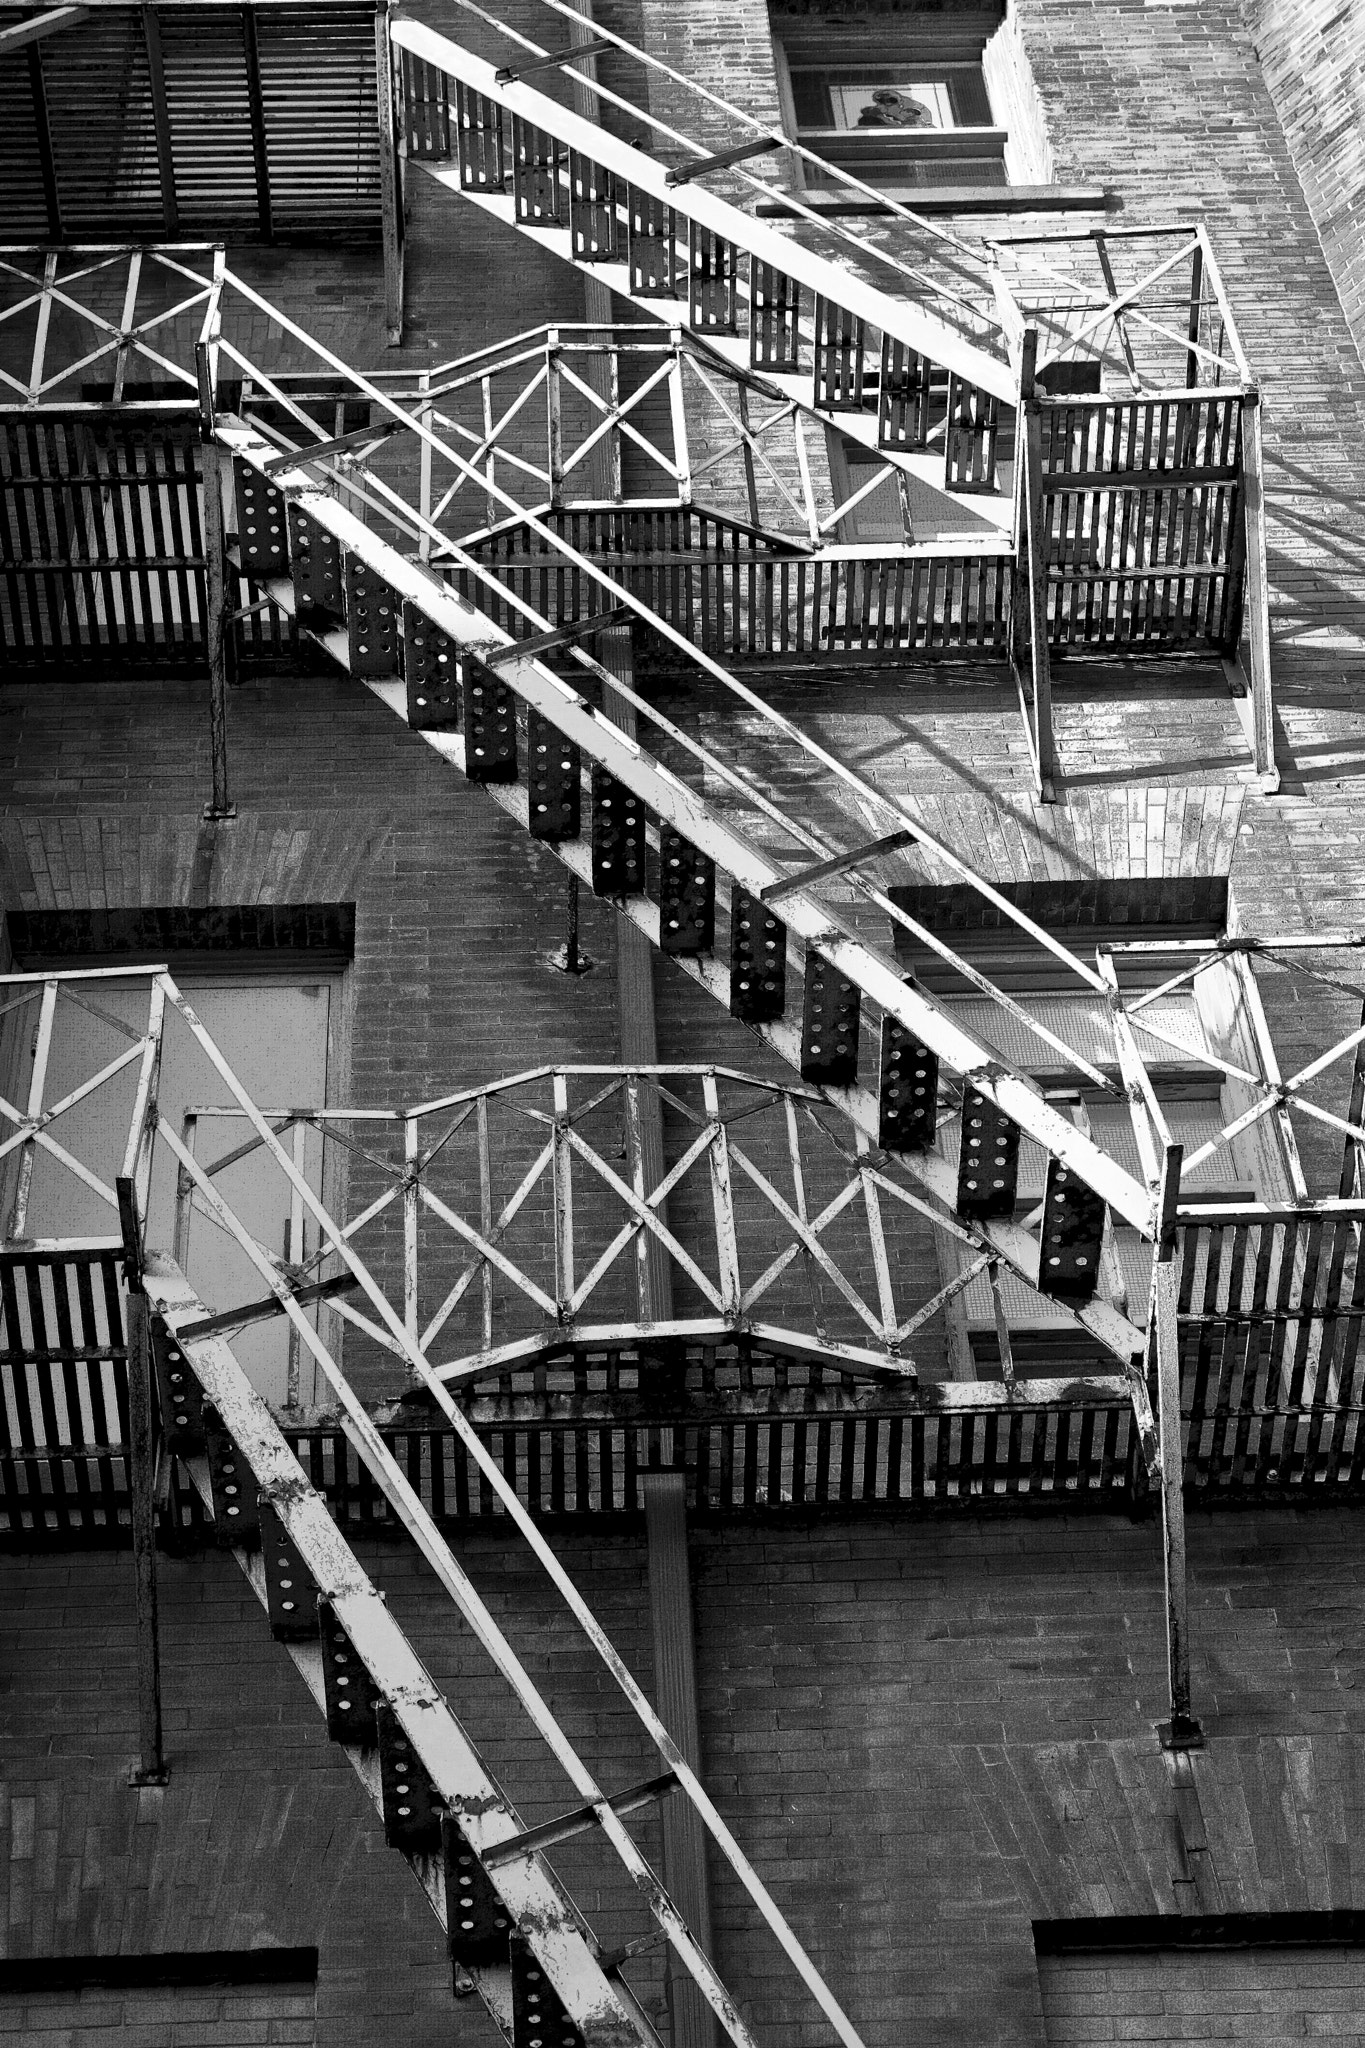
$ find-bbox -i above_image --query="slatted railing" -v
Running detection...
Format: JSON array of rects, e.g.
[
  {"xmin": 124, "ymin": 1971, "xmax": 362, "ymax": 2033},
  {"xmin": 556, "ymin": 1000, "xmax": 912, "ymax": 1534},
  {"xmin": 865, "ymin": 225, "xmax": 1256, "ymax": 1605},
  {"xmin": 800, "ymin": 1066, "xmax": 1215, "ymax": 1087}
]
[
  {"xmin": 0, "ymin": 412, "xmax": 299, "ymax": 668},
  {"xmin": 12, "ymin": 1226, "xmax": 1365, "ymax": 1547},
  {"xmin": 1040, "ymin": 394, "xmax": 1245, "ymax": 653},
  {"xmin": 458, "ymin": 507, "xmax": 1012, "ymax": 662},
  {"xmin": 0, "ymin": 2, "xmax": 383, "ymax": 240},
  {"xmin": 0, "ymin": 1249, "xmax": 132, "ymax": 1542}
]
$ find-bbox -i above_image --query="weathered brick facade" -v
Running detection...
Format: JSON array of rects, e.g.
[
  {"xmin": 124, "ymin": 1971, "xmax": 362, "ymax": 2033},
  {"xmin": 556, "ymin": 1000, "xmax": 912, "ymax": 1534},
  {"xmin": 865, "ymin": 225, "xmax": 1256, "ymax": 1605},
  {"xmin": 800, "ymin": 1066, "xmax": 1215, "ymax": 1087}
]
[{"xmin": 5, "ymin": 0, "xmax": 1365, "ymax": 2044}]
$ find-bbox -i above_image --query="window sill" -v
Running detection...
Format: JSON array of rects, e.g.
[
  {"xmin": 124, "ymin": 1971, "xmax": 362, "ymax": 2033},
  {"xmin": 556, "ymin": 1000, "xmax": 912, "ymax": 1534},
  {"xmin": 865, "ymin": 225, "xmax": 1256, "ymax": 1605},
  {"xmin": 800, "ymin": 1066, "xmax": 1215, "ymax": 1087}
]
[{"xmin": 755, "ymin": 184, "xmax": 1114, "ymax": 217}]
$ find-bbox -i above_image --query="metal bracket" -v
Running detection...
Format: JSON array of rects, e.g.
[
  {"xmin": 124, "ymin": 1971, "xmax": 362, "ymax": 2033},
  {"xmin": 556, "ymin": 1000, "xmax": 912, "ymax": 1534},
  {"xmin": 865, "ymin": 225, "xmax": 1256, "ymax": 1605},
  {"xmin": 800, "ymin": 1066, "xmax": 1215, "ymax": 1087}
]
[
  {"xmin": 666, "ymin": 136, "xmax": 783, "ymax": 186},
  {"xmin": 759, "ymin": 828, "xmax": 915, "ymax": 905},
  {"xmin": 495, "ymin": 36, "xmax": 612, "ymax": 83},
  {"xmin": 484, "ymin": 605, "xmax": 631, "ymax": 668},
  {"xmin": 173, "ymin": 1271, "xmax": 358, "ymax": 1341},
  {"xmin": 262, "ymin": 417, "xmax": 403, "ymax": 471},
  {"xmin": 481, "ymin": 1770, "xmax": 679, "ymax": 1867}
]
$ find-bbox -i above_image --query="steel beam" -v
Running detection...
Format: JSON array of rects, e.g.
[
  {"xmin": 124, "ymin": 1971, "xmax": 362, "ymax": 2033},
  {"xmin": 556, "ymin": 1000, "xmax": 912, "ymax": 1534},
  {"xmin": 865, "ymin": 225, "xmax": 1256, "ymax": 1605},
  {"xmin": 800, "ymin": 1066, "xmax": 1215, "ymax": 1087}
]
[
  {"xmin": 1151, "ymin": 1145, "xmax": 1201, "ymax": 1750},
  {"xmin": 140, "ymin": 5, "xmax": 180, "ymax": 238},
  {"xmin": 124, "ymin": 1290, "xmax": 168, "ymax": 1787},
  {"xmin": 642, "ymin": 1472, "xmax": 718, "ymax": 2048},
  {"xmin": 0, "ymin": 5, "xmax": 87, "ymax": 52},
  {"xmin": 376, "ymin": 2, "xmax": 405, "ymax": 346},
  {"xmin": 242, "ymin": 4, "xmax": 273, "ymax": 242},
  {"xmin": 1239, "ymin": 391, "xmax": 1278, "ymax": 792},
  {"xmin": 27, "ymin": 46, "xmax": 62, "ymax": 241},
  {"xmin": 199, "ymin": 435, "xmax": 234, "ymax": 820}
]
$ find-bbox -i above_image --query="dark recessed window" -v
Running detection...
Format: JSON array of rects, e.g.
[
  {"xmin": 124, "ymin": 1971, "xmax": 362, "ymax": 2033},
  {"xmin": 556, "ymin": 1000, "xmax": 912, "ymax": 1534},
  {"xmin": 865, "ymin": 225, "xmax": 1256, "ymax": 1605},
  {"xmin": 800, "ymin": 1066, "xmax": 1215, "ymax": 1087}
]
[
  {"xmin": 0, "ymin": 1950, "xmax": 318, "ymax": 2048},
  {"xmin": 772, "ymin": 8, "xmax": 1009, "ymax": 195}
]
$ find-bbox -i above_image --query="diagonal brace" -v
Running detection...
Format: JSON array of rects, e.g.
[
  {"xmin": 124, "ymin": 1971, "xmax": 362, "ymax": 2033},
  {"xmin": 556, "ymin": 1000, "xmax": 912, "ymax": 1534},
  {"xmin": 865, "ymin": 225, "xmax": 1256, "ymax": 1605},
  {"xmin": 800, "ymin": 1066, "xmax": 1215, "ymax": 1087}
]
[
  {"xmin": 761, "ymin": 830, "xmax": 916, "ymax": 904},
  {"xmin": 483, "ymin": 1772, "xmax": 681, "ymax": 1867}
]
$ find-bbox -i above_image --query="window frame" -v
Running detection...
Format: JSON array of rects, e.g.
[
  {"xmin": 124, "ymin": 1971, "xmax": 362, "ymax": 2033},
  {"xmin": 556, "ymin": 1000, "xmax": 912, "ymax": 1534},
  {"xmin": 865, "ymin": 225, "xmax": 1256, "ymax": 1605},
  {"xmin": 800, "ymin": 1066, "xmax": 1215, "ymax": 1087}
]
[{"xmin": 770, "ymin": 21, "xmax": 1011, "ymax": 196}]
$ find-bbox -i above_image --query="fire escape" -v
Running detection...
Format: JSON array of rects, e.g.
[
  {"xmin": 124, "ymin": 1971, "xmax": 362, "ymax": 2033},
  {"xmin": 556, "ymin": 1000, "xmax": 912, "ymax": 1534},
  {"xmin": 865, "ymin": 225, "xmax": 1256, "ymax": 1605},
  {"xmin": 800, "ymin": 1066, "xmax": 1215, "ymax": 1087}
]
[{"xmin": 0, "ymin": 6, "xmax": 1355, "ymax": 2048}]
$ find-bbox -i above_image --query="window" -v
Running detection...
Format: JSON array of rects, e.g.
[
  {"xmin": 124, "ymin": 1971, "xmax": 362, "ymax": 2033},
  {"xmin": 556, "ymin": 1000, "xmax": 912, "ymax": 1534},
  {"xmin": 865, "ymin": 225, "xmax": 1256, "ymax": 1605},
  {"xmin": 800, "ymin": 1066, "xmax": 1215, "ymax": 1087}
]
[
  {"xmin": 1, "ymin": 906, "xmax": 353, "ymax": 1406},
  {"xmin": 772, "ymin": 12, "xmax": 1010, "ymax": 196},
  {"xmin": 888, "ymin": 880, "xmax": 1290, "ymax": 1375}
]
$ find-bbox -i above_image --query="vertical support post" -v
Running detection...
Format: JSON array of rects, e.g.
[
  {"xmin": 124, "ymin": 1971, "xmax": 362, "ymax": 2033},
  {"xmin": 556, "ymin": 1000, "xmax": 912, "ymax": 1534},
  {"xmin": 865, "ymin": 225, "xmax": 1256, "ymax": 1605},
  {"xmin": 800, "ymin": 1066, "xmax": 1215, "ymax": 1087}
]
[
  {"xmin": 28, "ymin": 43, "xmax": 62, "ymax": 241},
  {"xmin": 242, "ymin": 3, "xmax": 273, "ymax": 242},
  {"xmin": 624, "ymin": 1073, "xmax": 656, "ymax": 1324},
  {"xmin": 552, "ymin": 1072, "xmax": 575, "ymax": 1324},
  {"xmin": 482, "ymin": 372, "xmax": 497, "ymax": 530},
  {"xmin": 140, "ymin": 3, "xmax": 180, "ymax": 236},
  {"xmin": 27, "ymin": 252, "xmax": 58, "ymax": 401},
  {"xmin": 404, "ymin": 1112, "xmax": 420, "ymax": 1350},
  {"xmin": 733, "ymin": 377, "xmax": 759, "ymax": 529},
  {"xmin": 702, "ymin": 1072, "xmax": 741, "ymax": 1325},
  {"xmin": 1019, "ymin": 329, "xmax": 1056, "ymax": 804},
  {"xmin": 856, "ymin": 1127, "xmax": 897, "ymax": 1349},
  {"xmin": 791, "ymin": 409, "xmax": 821, "ymax": 546},
  {"xmin": 111, "ymin": 250, "xmax": 142, "ymax": 405},
  {"xmin": 607, "ymin": 338, "xmax": 624, "ymax": 503},
  {"xmin": 477, "ymin": 1092, "xmax": 494, "ymax": 1352},
  {"xmin": 417, "ymin": 369, "xmax": 433, "ymax": 560},
  {"xmin": 198, "ymin": 434, "xmax": 234, "ymax": 821},
  {"xmin": 375, "ymin": 0, "xmax": 404, "ymax": 346},
  {"xmin": 125, "ymin": 1290, "xmax": 168, "ymax": 1786},
  {"xmin": 1239, "ymin": 390, "xmax": 1278, "ymax": 791},
  {"xmin": 285, "ymin": 1119, "xmax": 306, "ymax": 1408},
  {"xmin": 196, "ymin": 325, "xmax": 232, "ymax": 820},
  {"xmin": 641, "ymin": 1472, "xmax": 718, "ymax": 2048},
  {"xmin": 547, "ymin": 330, "xmax": 564, "ymax": 508},
  {"xmin": 1339, "ymin": 1001, "xmax": 1365, "ymax": 1200},
  {"xmin": 987, "ymin": 1259, "xmax": 1015, "ymax": 1385},
  {"xmin": 1151, "ymin": 1143, "xmax": 1202, "ymax": 1750},
  {"xmin": 1185, "ymin": 241, "xmax": 1204, "ymax": 392},
  {"xmin": 564, "ymin": 873, "xmax": 581, "ymax": 975},
  {"xmin": 11, "ymin": 977, "xmax": 56, "ymax": 1240}
]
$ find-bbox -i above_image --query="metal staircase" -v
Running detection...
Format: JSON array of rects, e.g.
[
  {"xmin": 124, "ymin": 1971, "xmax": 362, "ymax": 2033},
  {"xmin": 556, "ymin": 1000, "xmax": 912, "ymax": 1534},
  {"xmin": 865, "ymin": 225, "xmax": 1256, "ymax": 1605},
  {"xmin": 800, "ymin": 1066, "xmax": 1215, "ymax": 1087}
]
[
  {"xmin": 142, "ymin": 1247, "xmax": 868, "ymax": 2048},
  {"xmin": 392, "ymin": 14, "xmax": 1017, "ymax": 532}
]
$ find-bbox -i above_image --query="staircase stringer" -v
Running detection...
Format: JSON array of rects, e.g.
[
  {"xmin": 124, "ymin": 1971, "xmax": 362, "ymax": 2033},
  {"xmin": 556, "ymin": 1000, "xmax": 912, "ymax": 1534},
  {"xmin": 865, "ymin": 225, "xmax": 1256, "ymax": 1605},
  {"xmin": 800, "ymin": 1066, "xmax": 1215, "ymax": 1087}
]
[{"xmin": 142, "ymin": 1252, "xmax": 667, "ymax": 2048}]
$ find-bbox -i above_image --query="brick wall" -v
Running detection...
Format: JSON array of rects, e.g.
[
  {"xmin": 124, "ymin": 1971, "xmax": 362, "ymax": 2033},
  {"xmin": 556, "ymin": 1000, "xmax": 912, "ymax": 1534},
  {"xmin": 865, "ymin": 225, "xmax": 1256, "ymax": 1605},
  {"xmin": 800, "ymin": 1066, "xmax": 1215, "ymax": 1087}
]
[
  {"xmin": 0, "ymin": 1530, "xmax": 667, "ymax": 2046},
  {"xmin": 7, "ymin": 0, "xmax": 1365, "ymax": 2043},
  {"xmin": 1243, "ymin": 0, "xmax": 1365, "ymax": 378},
  {"xmin": 1037, "ymin": 1942, "xmax": 1365, "ymax": 2045},
  {"xmin": 9, "ymin": 1509, "xmax": 1365, "ymax": 2046}
]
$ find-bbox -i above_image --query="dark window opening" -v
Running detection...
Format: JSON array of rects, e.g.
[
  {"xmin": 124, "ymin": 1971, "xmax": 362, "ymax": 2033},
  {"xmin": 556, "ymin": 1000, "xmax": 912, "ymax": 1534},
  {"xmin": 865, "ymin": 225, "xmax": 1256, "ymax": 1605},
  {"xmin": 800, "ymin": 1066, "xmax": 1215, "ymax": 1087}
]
[{"xmin": 772, "ymin": 8, "xmax": 1009, "ymax": 195}]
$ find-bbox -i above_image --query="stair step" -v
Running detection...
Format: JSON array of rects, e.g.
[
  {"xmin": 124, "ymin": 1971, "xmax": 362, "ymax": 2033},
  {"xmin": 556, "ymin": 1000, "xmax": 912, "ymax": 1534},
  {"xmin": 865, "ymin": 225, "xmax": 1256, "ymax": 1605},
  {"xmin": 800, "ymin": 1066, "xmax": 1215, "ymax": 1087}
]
[
  {"xmin": 377, "ymin": 1701, "xmax": 446, "ymax": 1854},
  {"xmin": 319, "ymin": 1595, "xmax": 381, "ymax": 1745},
  {"xmin": 259, "ymin": 1501, "xmax": 318, "ymax": 1641}
]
